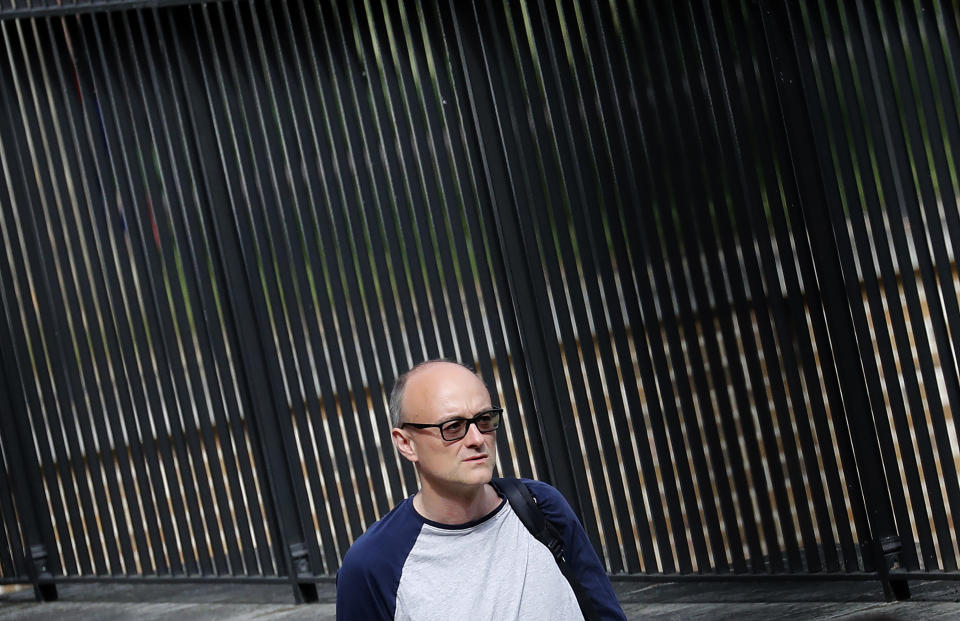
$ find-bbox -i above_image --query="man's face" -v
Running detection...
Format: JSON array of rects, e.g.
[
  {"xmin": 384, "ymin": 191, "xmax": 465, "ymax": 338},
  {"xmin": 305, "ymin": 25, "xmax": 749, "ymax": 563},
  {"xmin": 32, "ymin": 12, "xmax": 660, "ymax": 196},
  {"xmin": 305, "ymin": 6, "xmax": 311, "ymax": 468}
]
[{"xmin": 393, "ymin": 363, "xmax": 498, "ymax": 494}]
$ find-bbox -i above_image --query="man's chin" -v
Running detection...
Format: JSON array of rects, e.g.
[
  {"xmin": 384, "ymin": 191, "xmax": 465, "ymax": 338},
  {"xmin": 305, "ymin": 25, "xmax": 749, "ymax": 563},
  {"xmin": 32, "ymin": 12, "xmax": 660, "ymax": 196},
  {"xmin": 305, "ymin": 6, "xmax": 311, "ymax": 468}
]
[{"xmin": 460, "ymin": 463, "xmax": 495, "ymax": 485}]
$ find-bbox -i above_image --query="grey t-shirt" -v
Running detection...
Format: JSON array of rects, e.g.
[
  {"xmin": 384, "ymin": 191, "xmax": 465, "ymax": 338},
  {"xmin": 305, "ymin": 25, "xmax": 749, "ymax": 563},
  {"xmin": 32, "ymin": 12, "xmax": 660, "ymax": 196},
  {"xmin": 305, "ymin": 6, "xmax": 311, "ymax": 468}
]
[{"xmin": 394, "ymin": 500, "xmax": 583, "ymax": 621}]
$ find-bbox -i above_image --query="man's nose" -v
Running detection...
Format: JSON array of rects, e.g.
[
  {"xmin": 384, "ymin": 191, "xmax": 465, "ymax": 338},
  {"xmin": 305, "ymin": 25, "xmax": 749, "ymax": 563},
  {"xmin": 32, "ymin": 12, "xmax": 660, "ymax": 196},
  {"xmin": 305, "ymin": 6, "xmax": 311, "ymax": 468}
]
[{"xmin": 463, "ymin": 421, "xmax": 487, "ymax": 446}]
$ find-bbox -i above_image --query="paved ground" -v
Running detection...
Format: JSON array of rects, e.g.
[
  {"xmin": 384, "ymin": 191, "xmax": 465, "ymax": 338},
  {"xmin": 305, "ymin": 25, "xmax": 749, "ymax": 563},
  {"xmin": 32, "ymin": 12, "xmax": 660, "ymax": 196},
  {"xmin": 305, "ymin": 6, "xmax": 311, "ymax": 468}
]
[{"xmin": 1, "ymin": 577, "xmax": 958, "ymax": 619}]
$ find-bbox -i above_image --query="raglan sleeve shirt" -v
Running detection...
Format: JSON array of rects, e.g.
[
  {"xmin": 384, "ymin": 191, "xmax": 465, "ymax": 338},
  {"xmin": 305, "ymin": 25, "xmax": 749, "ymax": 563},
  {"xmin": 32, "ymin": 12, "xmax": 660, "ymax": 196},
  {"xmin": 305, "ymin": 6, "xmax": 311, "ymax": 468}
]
[{"xmin": 335, "ymin": 479, "xmax": 626, "ymax": 621}]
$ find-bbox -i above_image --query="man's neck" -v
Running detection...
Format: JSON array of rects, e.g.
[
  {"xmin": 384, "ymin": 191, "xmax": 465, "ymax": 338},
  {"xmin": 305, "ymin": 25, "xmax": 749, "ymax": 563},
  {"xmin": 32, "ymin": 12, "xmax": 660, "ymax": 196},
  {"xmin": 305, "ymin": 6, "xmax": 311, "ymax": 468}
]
[{"xmin": 413, "ymin": 482, "xmax": 501, "ymax": 525}]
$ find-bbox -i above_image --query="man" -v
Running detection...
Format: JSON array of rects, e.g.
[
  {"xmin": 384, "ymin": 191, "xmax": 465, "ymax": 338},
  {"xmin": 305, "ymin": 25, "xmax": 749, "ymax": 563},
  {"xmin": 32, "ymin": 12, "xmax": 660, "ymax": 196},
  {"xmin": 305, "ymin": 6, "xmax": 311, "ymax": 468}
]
[{"xmin": 336, "ymin": 359, "xmax": 626, "ymax": 620}]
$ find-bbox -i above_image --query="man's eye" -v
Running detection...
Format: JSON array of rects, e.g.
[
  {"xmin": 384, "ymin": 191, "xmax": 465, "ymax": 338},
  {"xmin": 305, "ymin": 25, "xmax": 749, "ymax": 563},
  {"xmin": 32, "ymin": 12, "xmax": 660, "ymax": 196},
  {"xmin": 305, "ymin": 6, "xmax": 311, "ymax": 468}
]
[{"xmin": 444, "ymin": 420, "xmax": 466, "ymax": 433}]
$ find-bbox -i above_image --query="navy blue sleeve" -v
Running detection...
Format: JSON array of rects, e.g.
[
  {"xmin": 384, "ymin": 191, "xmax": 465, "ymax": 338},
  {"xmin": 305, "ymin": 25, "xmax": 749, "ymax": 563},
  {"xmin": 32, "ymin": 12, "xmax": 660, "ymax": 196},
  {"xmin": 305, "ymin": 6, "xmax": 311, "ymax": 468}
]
[
  {"xmin": 336, "ymin": 500, "xmax": 423, "ymax": 621},
  {"xmin": 524, "ymin": 479, "xmax": 628, "ymax": 621},
  {"xmin": 336, "ymin": 546, "xmax": 394, "ymax": 621}
]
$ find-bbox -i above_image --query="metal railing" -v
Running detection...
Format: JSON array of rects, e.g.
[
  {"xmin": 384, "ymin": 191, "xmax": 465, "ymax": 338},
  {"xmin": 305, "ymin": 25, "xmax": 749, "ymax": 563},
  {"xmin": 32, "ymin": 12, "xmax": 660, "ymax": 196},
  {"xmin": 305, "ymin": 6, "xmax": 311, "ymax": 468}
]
[{"xmin": 1, "ymin": 0, "xmax": 958, "ymax": 604}]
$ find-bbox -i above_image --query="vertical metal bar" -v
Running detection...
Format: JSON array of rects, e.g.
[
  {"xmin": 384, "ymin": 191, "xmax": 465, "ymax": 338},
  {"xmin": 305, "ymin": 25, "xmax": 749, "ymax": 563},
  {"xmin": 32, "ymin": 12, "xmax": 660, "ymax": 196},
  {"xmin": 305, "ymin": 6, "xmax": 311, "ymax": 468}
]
[
  {"xmin": 764, "ymin": 1, "xmax": 875, "ymax": 568},
  {"xmin": 877, "ymin": 0, "xmax": 960, "ymax": 571},
  {"xmin": 274, "ymin": 0, "xmax": 399, "ymax": 568},
  {"xmin": 726, "ymin": 0, "xmax": 842, "ymax": 572},
  {"xmin": 1, "ymin": 23, "xmax": 84, "ymax": 580},
  {"xmin": 0, "ymin": 269, "xmax": 58, "ymax": 599},
  {"xmin": 906, "ymin": 0, "xmax": 960, "ymax": 401},
  {"xmin": 141, "ymin": 5, "xmax": 265, "ymax": 575},
  {"xmin": 372, "ymin": 0, "xmax": 458, "ymax": 361},
  {"xmin": 834, "ymin": 0, "xmax": 935, "ymax": 570},
  {"xmin": 43, "ymin": 12, "xmax": 153, "ymax": 577},
  {"xmin": 397, "ymin": 0, "xmax": 484, "ymax": 368},
  {"xmin": 524, "ymin": 0, "xmax": 642, "ymax": 573},
  {"xmin": 588, "ymin": 0, "xmax": 701, "ymax": 573},
  {"xmin": 722, "ymin": 0, "xmax": 818, "ymax": 571},
  {"xmin": 0, "ymin": 439, "xmax": 22, "ymax": 580},
  {"xmin": 184, "ymin": 3, "xmax": 283, "ymax": 579},
  {"xmin": 597, "ymin": 0, "xmax": 692, "ymax": 575},
  {"xmin": 26, "ymin": 14, "xmax": 125, "ymax": 576},
  {"xmin": 627, "ymin": 0, "xmax": 740, "ymax": 574},
  {"xmin": 45, "ymin": 13, "xmax": 135, "ymax": 575},
  {"xmin": 191, "ymin": 3, "xmax": 300, "ymax": 567},
  {"xmin": 430, "ymin": 0, "xmax": 543, "ymax": 482},
  {"xmin": 291, "ymin": 0, "xmax": 381, "ymax": 539},
  {"xmin": 146, "ymin": 5, "xmax": 268, "ymax": 575},
  {"xmin": 445, "ymin": 0, "xmax": 550, "ymax": 485},
  {"xmin": 124, "ymin": 7, "xmax": 228, "ymax": 575},
  {"xmin": 187, "ymin": 2, "xmax": 318, "ymax": 599},
  {"xmin": 108, "ymin": 7, "xmax": 210, "ymax": 575},
  {"xmin": 3, "ymin": 15, "xmax": 108, "ymax": 577},
  {"xmin": 0, "ymin": 82, "xmax": 59, "ymax": 589},
  {"xmin": 0, "ymin": 269, "xmax": 24, "ymax": 583},
  {"xmin": 61, "ymin": 12, "xmax": 159, "ymax": 577},
  {"xmin": 832, "ymin": 0, "xmax": 941, "ymax": 571},
  {"xmin": 285, "ymin": 0, "xmax": 375, "ymax": 557},
  {"xmin": 799, "ymin": 0, "xmax": 915, "ymax": 572},
  {"xmin": 352, "ymin": 0, "xmax": 432, "ymax": 370},
  {"xmin": 493, "ymin": 0, "xmax": 625, "ymax": 572},
  {"xmin": 463, "ymin": 0, "xmax": 589, "ymax": 528},
  {"xmin": 759, "ymin": 0, "xmax": 909, "ymax": 599},
  {"xmin": 806, "ymin": 0, "xmax": 947, "ymax": 575},
  {"xmin": 655, "ymin": 0, "xmax": 765, "ymax": 573},
  {"xmin": 85, "ymin": 9, "xmax": 185, "ymax": 576},
  {"xmin": 705, "ymin": 0, "xmax": 813, "ymax": 572},
  {"xmin": 241, "ymin": 0, "xmax": 343, "ymax": 575},
  {"xmin": 324, "ymin": 0, "xmax": 408, "ymax": 520},
  {"xmin": 352, "ymin": 0, "xmax": 425, "ymax": 382}
]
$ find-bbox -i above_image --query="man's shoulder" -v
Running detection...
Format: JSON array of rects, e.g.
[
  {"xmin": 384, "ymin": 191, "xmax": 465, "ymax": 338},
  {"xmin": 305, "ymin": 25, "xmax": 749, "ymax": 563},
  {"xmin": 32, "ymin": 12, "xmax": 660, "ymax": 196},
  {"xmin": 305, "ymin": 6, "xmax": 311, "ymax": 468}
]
[
  {"xmin": 337, "ymin": 498, "xmax": 424, "ymax": 620},
  {"xmin": 516, "ymin": 477, "xmax": 565, "ymax": 499},
  {"xmin": 340, "ymin": 496, "xmax": 423, "ymax": 575},
  {"xmin": 502, "ymin": 478, "xmax": 628, "ymax": 620},
  {"xmin": 505, "ymin": 477, "xmax": 573, "ymax": 509},
  {"xmin": 498, "ymin": 477, "xmax": 582, "ymax": 529}
]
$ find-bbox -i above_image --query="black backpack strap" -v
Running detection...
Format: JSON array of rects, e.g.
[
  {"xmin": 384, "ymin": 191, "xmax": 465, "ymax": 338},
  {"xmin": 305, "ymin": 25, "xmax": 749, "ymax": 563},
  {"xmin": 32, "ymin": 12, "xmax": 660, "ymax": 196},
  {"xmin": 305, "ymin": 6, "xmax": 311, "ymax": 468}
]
[{"xmin": 492, "ymin": 478, "xmax": 601, "ymax": 621}]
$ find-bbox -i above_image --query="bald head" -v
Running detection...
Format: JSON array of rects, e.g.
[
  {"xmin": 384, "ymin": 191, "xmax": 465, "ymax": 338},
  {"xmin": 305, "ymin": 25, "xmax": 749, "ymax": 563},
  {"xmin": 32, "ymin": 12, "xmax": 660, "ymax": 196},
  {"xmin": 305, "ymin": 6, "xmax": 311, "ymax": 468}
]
[{"xmin": 389, "ymin": 360, "xmax": 488, "ymax": 428}]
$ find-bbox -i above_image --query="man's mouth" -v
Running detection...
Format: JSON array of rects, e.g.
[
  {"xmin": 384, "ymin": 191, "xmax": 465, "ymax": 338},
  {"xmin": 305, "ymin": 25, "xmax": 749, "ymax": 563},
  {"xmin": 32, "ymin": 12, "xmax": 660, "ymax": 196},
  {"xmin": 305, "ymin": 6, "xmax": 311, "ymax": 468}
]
[{"xmin": 464, "ymin": 455, "xmax": 488, "ymax": 462}]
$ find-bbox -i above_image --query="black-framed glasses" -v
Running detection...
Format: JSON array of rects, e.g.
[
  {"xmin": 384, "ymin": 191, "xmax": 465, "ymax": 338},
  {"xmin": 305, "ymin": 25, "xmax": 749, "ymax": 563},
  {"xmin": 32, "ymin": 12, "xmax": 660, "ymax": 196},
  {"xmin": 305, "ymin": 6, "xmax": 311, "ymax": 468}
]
[{"xmin": 400, "ymin": 407, "xmax": 503, "ymax": 442}]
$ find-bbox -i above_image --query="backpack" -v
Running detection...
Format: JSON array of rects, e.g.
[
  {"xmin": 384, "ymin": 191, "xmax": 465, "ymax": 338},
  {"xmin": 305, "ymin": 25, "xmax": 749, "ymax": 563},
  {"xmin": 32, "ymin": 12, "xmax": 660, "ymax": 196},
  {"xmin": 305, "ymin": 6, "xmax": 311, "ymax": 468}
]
[{"xmin": 491, "ymin": 478, "xmax": 601, "ymax": 621}]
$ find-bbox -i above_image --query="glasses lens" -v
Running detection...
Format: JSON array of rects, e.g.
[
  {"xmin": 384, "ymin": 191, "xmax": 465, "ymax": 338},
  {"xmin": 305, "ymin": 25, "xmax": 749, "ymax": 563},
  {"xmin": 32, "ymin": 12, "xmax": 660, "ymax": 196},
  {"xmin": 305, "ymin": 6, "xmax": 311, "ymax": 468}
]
[
  {"xmin": 438, "ymin": 410, "xmax": 502, "ymax": 440},
  {"xmin": 441, "ymin": 418, "xmax": 467, "ymax": 440},
  {"xmin": 476, "ymin": 410, "xmax": 501, "ymax": 432}
]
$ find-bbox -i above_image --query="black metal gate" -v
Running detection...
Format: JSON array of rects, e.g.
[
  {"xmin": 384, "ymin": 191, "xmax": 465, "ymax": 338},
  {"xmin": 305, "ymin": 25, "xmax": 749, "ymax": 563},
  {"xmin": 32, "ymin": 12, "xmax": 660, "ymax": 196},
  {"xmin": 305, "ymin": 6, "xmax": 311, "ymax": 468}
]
[{"xmin": 1, "ymin": 0, "xmax": 958, "ymax": 603}]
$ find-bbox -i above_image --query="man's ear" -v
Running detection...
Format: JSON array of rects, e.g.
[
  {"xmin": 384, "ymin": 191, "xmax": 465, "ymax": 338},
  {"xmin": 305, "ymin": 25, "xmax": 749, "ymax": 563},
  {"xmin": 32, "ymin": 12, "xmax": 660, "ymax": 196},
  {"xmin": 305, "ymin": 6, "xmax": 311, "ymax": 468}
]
[{"xmin": 392, "ymin": 428, "xmax": 418, "ymax": 463}]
